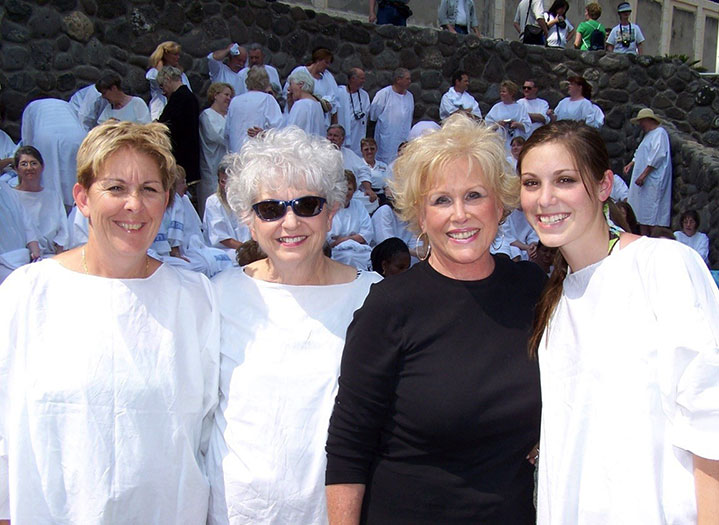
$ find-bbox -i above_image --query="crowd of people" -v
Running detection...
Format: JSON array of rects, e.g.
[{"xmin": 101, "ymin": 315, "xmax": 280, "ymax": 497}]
[{"xmin": 0, "ymin": 10, "xmax": 718, "ymax": 525}]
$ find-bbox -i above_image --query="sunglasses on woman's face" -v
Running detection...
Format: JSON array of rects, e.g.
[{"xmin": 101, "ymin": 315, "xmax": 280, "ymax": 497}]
[{"xmin": 251, "ymin": 196, "xmax": 327, "ymax": 221}]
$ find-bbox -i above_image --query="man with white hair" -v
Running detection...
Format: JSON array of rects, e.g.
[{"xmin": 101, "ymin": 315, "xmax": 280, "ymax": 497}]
[
  {"xmin": 337, "ymin": 68, "xmax": 370, "ymax": 156},
  {"xmin": 207, "ymin": 43, "xmax": 247, "ymax": 96},
  {"xmin": 369, "ymin": 68, "xmax": 414, "ymax": 164}
]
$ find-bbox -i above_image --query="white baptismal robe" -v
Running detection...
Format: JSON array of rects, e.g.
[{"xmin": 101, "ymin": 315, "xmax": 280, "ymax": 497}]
[
  {"xmin": 284, "ymin": 98, "xmax": 325, "ymax": 138},
  {"xmin": 627, "ymin": 126, "xmax": 672, "ymax": 227},
  {"xmin": 237, "ymin": 64, "xmax": 281, "ymax": 93},
  {"xmin": 517, "ymin": 97, "xmax": 550, "ymax": 136},
  {"xmin": 611, "ymin": 174, "xmax": 629, "ymax": 201},
  {"xmin": 369, "ymin": 86, "xmax": 414, "ymax": 164},
  {"xmin": 485, "ymin": 101, "xmax": 532, "ymax": 152},
  {"xmin": 199, "ymin": 108, "xmax": 228, "ymax": 213},
  {"xmin": 328, "ymin": 198, "xmax": 374, "ymax": 269},
  {"xmin": 146, "ymin": 68, "xmax": 191, "ymax": 120},
  {"xmin": 0, "ymin": 182, "xmax": 35, "ymax": 279},
  {"xmin": 553, "ymin": 97, "xmax": 603, "ymax": 128},
  {"xmin": 207, "ymin": 54, "xmax": 246, "ymax": 96},
  {"xmin": 13, "ymin": 188, "xmax": 69, "ymax": 255},
  {"xmin": 505, "ymin": 208, "xmax": 538, "ymax": 260},
  {"xmin": 537, "ymin": 237, "xmax": 719, "ymax": 524},
  {"xmin": 439, "ymin": 87, "xmax": 482, "ymax": 120},
  {"xmin": 0, "ymin": 131, "xmax": 17, "ymax": 159},
  {"xmin": 371, "ymin": 204, "xmax": 415, "ymax": 249},
  {"xmin": 225, "ymin": 91, "xmax": 283, "ymax": 153},
  {"xmin": 341, "ymin": 147, "xmax": 371, "ymax": 186},
  {"xmin": 285, "ymin": 66, "xmax": 339, "ymax": 126},
  {"xmin": 0, "ymin": 260, "xmax": 220, "ymax": 524},
  {"xmin": 97, "ymin": 97, "xmax": 151, "ymax": 125},
  {"xmin": 21, "ymin": 98, "xmax": 87, "ymax": 206},
  {"xmin": 203, "ymin": 194, "xmax": 251, "ymax": 257},
  {"xmin": 206, "ymin": 268, "xmax": 381, "ymax": 525},
  {"xmin": 69, "ymin": 85, "xmax": 109, "ymax": 131},
  {"xmin": 675, "ymin": 230, "xmax": 710, "ymax": 265},
  {"xmin": 337, "ymin": 86, "xmax": 370, "ymax": 156}
]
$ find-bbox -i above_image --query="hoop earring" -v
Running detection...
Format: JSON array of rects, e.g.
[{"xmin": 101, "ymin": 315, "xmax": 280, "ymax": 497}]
[{"xmin": 416, "ymin": 231, "xmax": 431, "ymax": 261}]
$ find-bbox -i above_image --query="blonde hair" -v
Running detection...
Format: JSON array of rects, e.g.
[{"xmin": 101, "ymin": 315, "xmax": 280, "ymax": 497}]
[
  {"xmin": 76, "ymin": 120, "xmax": 177, "ymax": 207},
  {"xmin": 245, "ymin": 66, "xmax": 270, "ymax": 92},
  {"xmin": 207, "ymin": 82, "xmax": 235, "ymax": 105},
  {"xmin": 148, "ymin": 41, "xmax": 181, "ymax": 69},
  {"xmin": 390, "ymin": 113, "xmax": 519, "ymax": 234}
]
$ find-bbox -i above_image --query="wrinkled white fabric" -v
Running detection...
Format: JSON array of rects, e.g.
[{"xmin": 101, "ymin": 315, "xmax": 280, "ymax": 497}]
[
  {"xmin": 237, "ymin": 64, "xmax": 281, "ymax": 94},
  {"xmin": 206, "ymin": 268, "xmax": 381, "ymax": 525},
  {"xmin": 363, "ymin": 159, "xmax": 390, "ymax": 192},
  {"xmin": 199, "ymin": 108, "xmax": 229, "ymax": 214},
  {"xmin": 284, "ymin": 99, "xmax": 325, "ymax": 138},
  {"xmin": 97, "ymin": 96, "xmax": 151, "ymax": 125},
  {"xmin": 517, "ymin": 97, "xmax": 550, "ymax": 136},
  {"xmin": 21, "ymin": 99, "xmax": 86, "ymax": 206},
  {"xmin": 0, "ymin": 182, "xmax": 34, "ymax": 280},
  {"xmin": 627, "ymin": 126, "xmax": 672, "ymax": 226},
  {"xmin": 439, "ymin": 87, "xmax": 482, "ymax": 120},
  {"xmin": 537, "ymin": 237, "xmax": 719, "ymax": 524},
  {"xmin": 328, "ymin": 199, "xmax": 373, "ymax": 269},
  {"xmin": 337, "ymin": 86, "xmax": 370, "ymax": 156},
  {"xmin": 675, "ymin": 230, "xmax": 709, "ymax": 265},
  {"xmin": 69, "ymin": 85, "xmax": 109, "ymax": 131},
  {"xmin": 505, "ymin": 208, "xmax": 538, "ymax": 261},
  {"xmin": 177, "ymin": 194, "xmax": 234, "ymax": 275},
  {"xmin": 553, "ymin": 97, "xmax": 603, "ymax": 128},
  {"xmin": 369, "ymin": 86, "xmax": 414, "ymax": 164},
  {"xmin": 340, "ymin": 147, "xmax": 371, "ymax": 185},
  {"xmin": 225, "ymin": 91, "xmax": 283, "ymax": 153},
  {"xmin": 544, "ymin": 12, "xmax": 574, "ymax": 48},
  {"xmin": 207, "ymin": 54, "xmax": 246, "ymax": 96},
  {"xmin": 146, "ymin": 68, "xmax": 191, "ymax": 120},
  {"xmin": 0, "ymin": 260, "xmax": 220, "ymax": 524},
  {"xmin": 13, "ymin": 188, "xmax": 69, "ymax": 254},
  {"xmin": 66, "ymin": 205, "xmax": 88, "ymax": 249},
  {"xmin": 485, "ymin": 101, "xmax": 531, "ymax": 152},
  {"xmin": 203, "ymin": 194, "xmax": 251, "ymax": 257},
  {"xmin": 611, "ymin": 173, "xmax": 629, "ymax": 202},
  {"xmin": 285, "ymin": 66, "xmax": 340, "ymax": 127},
  {"xmin": 0, "ymin": 130, "xmax": 17, "ymax": 159},
  {"xmin": 370, "ymin": 204, "xmax": 415, "ymax": 250}
]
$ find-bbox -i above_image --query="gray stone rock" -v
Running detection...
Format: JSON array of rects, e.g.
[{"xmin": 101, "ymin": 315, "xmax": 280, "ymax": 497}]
[
  {"xmin": 56, "ymin": 34, "xmax": 71, "ymax": 51},
  {"xmin": 665, "ymin": 107, "xmax": 686, "ymax": 120},
  {"xmin": 2, "ymin": 18, "xmax": 32, "ymax": 43},
  {"xmin": 3, "ymin": 45, "xmax": 31, "ymax": 72},
  {"xmin": 542, "ymin": 47, "xmax": 564, "ymax": 63},
  {"xmin": 35, "ymin": 72, "xmax": 57, "ymax": 91},
  {"xmin": 376, "ymin": 24, "xmax": 399, "ymax": 40},
  {"xmin": 270, "ymin": 2, "xmax": 290, "ymax": 14},
  {"xmin": 375, "ymin": 49, "xmax": 400, "ymax": 70},
  {"xmin": 659, "ymin": 62, "xmax": 676, "ymax": 79},
  {"xmin": 628, "ymin": 86, "xmax": 651, "ymax": 105},
  {"xmin": 481, "ymin": 54, "xmax": 504, "ymax": 83},
  {"xmin": 186, "ymin": 1, "xmax": 205, "ymax": 24},
  {"xmin": 107, "ymin": 58, "xmax": 128, "ymax": 76},
  {"xmin": 702, "ymin": 131, "xmax": 719, "ymax": 147},
  {"xmin": 675, "ymin": 93, "xmax": 694, "ymax": 111},
  {"xmin": 83, "ymin": 37, "xmax": 109, "ymax": 67},
  {"xmin": 463, "ymin": 50, "xmax": 484, "ymax": 75},
  {"xmin": 368, "ymin": 36, "xmax": 384, "ymax": 55},
  {"xmin": 437, "ymin": 30, "xmax": 457, "ymax": 45},
  {"xmin": 271, "ymin": 15, "xmax": 293, "ymax": 37},
  {"xmin": 605, "ymin": 141, "xmax": 624, "ymax": 158},
  {"xmin": 597, "ymin": 54, "xmax": 626, "ymax": 72},
  {"xmin": 282, "ymin": 31, "xmax": 309, "ymax": 59},
  {"xmin": 677, "ymin": 65, "xmax": 695, "ymax": 82},
  {"xmin": 580, "ymin": 52, "xmax": 598, "ymax": 66},
  {"xmin": 30, "ymin": 41, "xmax": 54, "ymax": 71},
  {"xmin": 399, "ymin": 48, "xmax": 419, "ymax": 70},
  {"xmin": 339, "ymin": 23, "xmax": 370, "ymax": 45},
  {"xmin": 6, "ymin": 0, "xmax": 34, "ymax": 23},
  {"xmin": 288, "ymin": 6, "xmax": 307, "ymax": 21},
  {"xmin": 688, "ymin": 107, "xmax": 714, "ymax": 133},
  {"xmin": 421, "ymin": 91, "xmax": 441, "ymax": 105},
  {"xmin": 255, "ymin": 9, "xmax": 273, "ymax": 30},
  {"xmin": 54, "ymin": 52, "xmax": 74, "ymax": 70},
  {"xmin": 74, "ymin": 65, "xmax": 101, "ymax": 80},
  {"xmin": 667, "ymin": 75, "xmax": 686, "ymax": 92},
  {"xmin": 608, "ymin": 72, "xmax": 628, "ymax": 89},
  {"xmin": 29, "ymin": 7, "xmax": 63, "ymax": 39},
  {"xmin": 416, "ymin": 28, "xmax": 438, "ymax": 46},
  {"xmin": 583, "ymin": 68, "xmax": 600, "ymax": 81},
  {"xmin": 505, "ymin": 59, "xmax": 528, "ymax": 83},
  {"xmin": 96, "ymin": 0, "xmax": 126, "ymax": 19},
  {"xmin": 636, "ymin": 55, "xmax": 653, "ymax": 67},
  {"xmin": 495, "ymin": 41, "xmax": 512, "ymax": 62},
  {"xmin": 420, "ymin": 48, "xmax": 443, "ymax": 69},
  {"xmin": 105, "ymin": 20, "xmax": 132, "ymax": 47},
  {"xmin": 57, "ymin": 72, "xmax": 76, "ymax": 92},
  {"xmin": 606, "ymin": 107, "xmax": 625, "ymax": 129},
  {"xmin": 601, "ymin": 89, "xmax": 629, "ymax": 103},
  {"xmin": 420, "ymin": 70, "xmax": 442, "ymax": 89}
]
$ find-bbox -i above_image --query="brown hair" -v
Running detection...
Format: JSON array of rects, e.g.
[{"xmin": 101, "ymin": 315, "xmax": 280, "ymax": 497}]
[
  {"xmin": 568, "ymin": 76, "xmax": 592, "ymax": 100},
  {"xmin": 585, "ymin": 2, "xmax": 602, "ymax": 19},
  {"xmin": 517, "ymin": 120, "xmax": 610, "ymax": 356},
  {"xmin": 206, "ymin": 82, "xmax": 235, "ymax": 105},
  {"xmin": 500, "ymin": 80, "xmax": 519, "ymax": 99}
]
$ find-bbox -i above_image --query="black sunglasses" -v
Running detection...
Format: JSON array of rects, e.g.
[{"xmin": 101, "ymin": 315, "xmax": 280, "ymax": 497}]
[
  {"xmin": 251, "ymin": 196, "xmax": 327, "ymax": 221},
  {"xmin": 523, "ymin": 86, "xmax": 534, "ymax": 90}
]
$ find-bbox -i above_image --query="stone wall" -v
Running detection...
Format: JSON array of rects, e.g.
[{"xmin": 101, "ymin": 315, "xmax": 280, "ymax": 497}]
[{"xmin": 2, "ymin": 0, "xmax": 719, "ymax": 264}]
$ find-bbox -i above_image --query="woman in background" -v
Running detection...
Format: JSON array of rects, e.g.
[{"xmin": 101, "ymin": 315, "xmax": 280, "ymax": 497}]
[
  {"xmin": 199, "ymin": 82, "xmax": 234, "ymax": 216},
  {"xmin": 146, "ymin": 41, "xmax": 192, "ymax": 119},
  {"xmin": 674, "ymin": 209, "xmax": 710, "ymax": 265}
]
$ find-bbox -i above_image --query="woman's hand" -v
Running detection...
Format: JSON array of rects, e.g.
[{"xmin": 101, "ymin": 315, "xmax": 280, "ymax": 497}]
[
  {"xmin": 526, "ymin": 443, "xmax": 539, "ymax": 466},
  {"xmin": 28, "ymin": 241, "xmax": 41, "ymax": 262}
]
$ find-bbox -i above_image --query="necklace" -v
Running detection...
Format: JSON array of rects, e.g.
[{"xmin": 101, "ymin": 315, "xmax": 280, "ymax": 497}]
[{"xmin": 81, "ymin": 246, "xmax": 150, "ymax": 278}]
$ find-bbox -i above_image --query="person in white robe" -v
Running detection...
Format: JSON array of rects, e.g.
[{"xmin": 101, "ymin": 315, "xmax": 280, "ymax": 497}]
[
  {"xmin": 95, "ymin": 73, "xmax": 151, "ymax": 125},
  {"xmin": 337, "ymin": 68, "xmax": 370, "ymax": 156},
  {"xmin": 284, "ymin": 69, "xmax": 325, "ymax": 137},
  {"xmin": 69, "ymin": 84, "xmax": 109, "ymax": 131},
  {"xmin": 199, "ymin": 83, "xmax": 233, "ymax": 217},
  {"xmin": 328, "ymin": 172, "xmax": 374, "ymax": 269},
  {"xmin": 203, "ymin": 160, "xmax": 251, "ymax": 259},
  {"xmin": 146, "ymin": 41, "xmax": 192, "ymax": 120},
  {"xmin": 284, "ymin": 48, "xmax": 340, "ymax": 130},
  {"xmin": 369, "ymin": 68, "xmax": 414, "ymax": 164},
  {"xmin": 20, "ymin": 98, "xmax": 86, "ymax": 207},
  {"xmin": 205, "ymin": 126, "xmax": 381, "ymax": 524},
  {"xmin": 66, "ymin": 205, "xmax": 88, "ymax": 249},
  {"xmin": 624, "ymin": 108, "xmax": 672, "ymax": 234},
  {"xmin": 327, "ymin": 125, "xmax": 377, "ymax": 212},
  {"xmin": 505, "ymin": 208, "xmax": 539, "ymax": 261},
  {"xmin": 237, "ymin": 44, "xmax": 282, "ymax": 101},
  {"xmin": 439, "ymin": 70, "xmax": 482, "ymax": 121},
  {"xmin": 517, "ymin": 79, "xmax": 550, "ymax": 136},
  {"xmin": 485, "ymin": 80, "xmax": 531, "ymax": 153},
  {"xmin": 0, "ymin": 128, "xmax": 17, "ymax": 173},
  {"xmin": 674, "ymin": 209, "xmax": 709, "ymax": 266},
  {"xmin": 548, "ymin": 76, "xmax": 603, "ymax": 128},
  {"xmin": 12, "ymin": 146, "xmax": 69, "ymax": 256},
  {"xmin": 225, "ymin": 66, "xmax": 283, "ymax": 154},
  {"xmin": 610, "ymin": 173, "xmax": 629, "ymax": 201},
  {"xmin": 0, "ymin": 179, "xmax": 39, "ymax": 282},
  {"xmin": 0, "ymin": 120, "xmax": 220, "ymax": 524},
  {"xmin": 207, "ymin": 43, "xmax": 247, "ymax": 96}
]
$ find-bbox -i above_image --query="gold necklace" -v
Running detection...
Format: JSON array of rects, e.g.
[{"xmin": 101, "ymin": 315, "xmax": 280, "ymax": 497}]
[{"xmin": 81, "ymin": 246, "xmax": 150, "ymax": 277}]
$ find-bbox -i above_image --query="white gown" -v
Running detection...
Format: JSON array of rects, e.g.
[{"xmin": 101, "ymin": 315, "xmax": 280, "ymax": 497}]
[
  {"xmin": 536, "ymin": 237, "xmax": 719, "ymax": 524},
  {"xmin": 328, "ymin": 198, "xmax": 374, "ymax": 269},
  {"xmin": 337, "ymin": 86, "xmax": 370, "ymax": 156},
  {"xmin": 610, "ymin": 173, "xmax": 629, "ymax": 202},
  {"xmin": 97, "ymin": 97, "xmax": 151, "ymax": 125},
  {"xmin": 0, "ymin": 130, "xmax": 17, "ymax": 159},
  {"xmin": 369, "ymin": 86, "xmax": 414, "ymax": 164},
  {"xmin": 341, "ymin": 147, "xmax": 371, "ymax": 186},
  {"xmin": 13, "ymin": 188, "xmax": 69, "ymax": 255},
  {"xmin": 285, "ymin": 66, "xmax": 339, "ymax": 129},
  {"xmin": 484, "ymin": 101, "xmax": 532, "ymax": 152},
  {"xmin": 505, "ymin": 208, "xmax": 538, "ymax": 260},
  {"xmin": 674, "ymin": 230, "xmax": 710, "ymax": 265},
  {"xmin": 439, "ymin": 87, "xmax": 482, "ymax": 120},
  {"xmin": 225, "ymin": 91, "xmax": 283, "ymax": 154},
  {"xmin": 0, "ymin": 260, "xmax": 220, "ymax": 524},
  {"xmin": 284, "ymin": 98, "xmax": 325, "ymax": 138},
  {"xmin": 206, "ymin": 268, "xmax": 381, "ymax": 525},
  {"xmin": 203, "ymin": 193, "xmax": 251, "ymax": 258},
  {"xmin": 517, "ymin": 97, "xmax": 550, "ymax": 136},
  {"xmin": 68, "ymin": 85, "xmax": 109, "ymax": 131},
  {"xmin": 0, "ymin": 182, "xmax": 35, "ymax": 281},
  {"xmin": 20, "ymin": 99, "xmax": 87, "ymax": 206},
  {"xmin": 553, "ymin": 97, "xmax": 603, "ymax": 128},
  {"xmin": 206, "ymin": 54, "xmax": 246, "ymax": 96},
  {"xmin": 627, "ymin": 126, "xmax": 672, "ymax": 227},
  {"xmin": 199, "ymin": 108, "xmax": 228, "ymax": 214},
  {"xmin": 146, "ymin": 68, "xmax": 191, "ymax": 120},
  {"xmin": 237, "ymin": 65, "xmax": 282, "ymax": 94}
]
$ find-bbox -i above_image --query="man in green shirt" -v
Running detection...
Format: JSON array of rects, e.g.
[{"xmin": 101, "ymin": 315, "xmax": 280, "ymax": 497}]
[{"xmin": 574, "ymin": 2, "xmax": 605, "ymax": 51}]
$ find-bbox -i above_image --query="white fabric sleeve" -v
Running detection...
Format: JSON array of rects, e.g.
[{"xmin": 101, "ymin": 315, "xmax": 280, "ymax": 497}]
[
  {"xmin": 200, "ymin": 111, "xmax": 224, "ymax": 146},
  {"xmin": 645, "ymin": 131, "xmax": 669, "ymax": 168},
  {"xmin": 52, "ymin": 193, "xmax": 70, "ymax": 248},
  {"xmin": 0, "ymin": 272, "xmax": 19, "ymax": 518},
  {"xmin": 439, "ymin": 92, "xmax": 454, "ymax": 120},
  {"xmin": 357, "ymin": 203, "xmax": 374, "ymax": 245},
  {"xmin": 203, "ymin": 198, "xmax": 236, "ymax": 247},
  {"xmin": 647, "ymin": 242, "xmax": 719, "ymax": 460},
  {"xmin": 531, "ymin": 0, "xmax": 545, "ymax": 21},
  {"xmin": 635, "ymin": 25, "xmax": 646, "ymax": 45},
  {"xmin": 264, "ymin": 97, "xmax": 284, "ymax": 129},
  {"xmin": 607, "ymin": 26, "xmax": 619, "ymax": 46},
  {"xmin": 369, "ymin": 88, "xmax": 388, "ymax": 121},
  {"xmin": 199, "ymin": 277, "xmax": 221, "ymax": 464},
  {"xmin": 371, "ymin": 205, "xmax": 397, "ymax": 245},
  {"xmin": 206, "ymin": 53, "xmax": 222, "ymax": 80},
  {"xmin": 697, "ymin": 233, "xmax": 710, "ymax": 265}
]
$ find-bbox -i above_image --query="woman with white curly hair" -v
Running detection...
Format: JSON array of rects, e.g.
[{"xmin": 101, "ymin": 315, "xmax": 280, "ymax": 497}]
[{"xmin": 206, "ymin": 126, "xmax": 381, "ymax": 524}]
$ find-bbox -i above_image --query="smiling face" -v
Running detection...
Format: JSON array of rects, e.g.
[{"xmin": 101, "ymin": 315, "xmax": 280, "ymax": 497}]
[
  {"xmin": 499, "ymin": 86, "xmax": 514, "ymax": 104},
  {"xmin": 419, "ymin": 157, "xmax": 503, "ymax": 280},
  {"xmin": 520, "ymin": 141, "xmax": 611, "ymax": 263},
  {"xmin": 249, "ymin": 185, "xmax": 335, "ymax": 271},
  {"xmin": 214, "ymin": 86, "xmax": 233, "ymax": 112},
  {"xmin": 522, "ymin": 81, "xmax": 537, "ymax": 100},
  {"xmin": 74, "ymin": 147, "xmax": 169, "ymax": 263},
  {"xmin": 16, "ymin": 153, "xmax": 44, "ymax": 185}
]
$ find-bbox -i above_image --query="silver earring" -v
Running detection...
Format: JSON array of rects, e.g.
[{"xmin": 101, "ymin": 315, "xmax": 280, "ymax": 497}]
[{"xmin": 416, "ymin": 231, "xmax": 431, "ymax": 261}]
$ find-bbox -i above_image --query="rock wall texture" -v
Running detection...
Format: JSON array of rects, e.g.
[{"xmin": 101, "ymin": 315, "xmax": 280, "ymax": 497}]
[{"xmin": 2, "ymin": 0, "xmax": 719, "ymax": 264}]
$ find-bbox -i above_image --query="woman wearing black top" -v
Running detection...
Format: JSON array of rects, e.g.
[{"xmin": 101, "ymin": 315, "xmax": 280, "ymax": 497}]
[{"xmin": 325, "ymin": 113, "xmax": 545, "ymax": 524}]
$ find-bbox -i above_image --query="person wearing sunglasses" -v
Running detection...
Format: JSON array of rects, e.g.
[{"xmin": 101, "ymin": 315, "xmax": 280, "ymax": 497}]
[{"xmin": 205, "ymin": 125, "xmax": 381, "ymax": 524}]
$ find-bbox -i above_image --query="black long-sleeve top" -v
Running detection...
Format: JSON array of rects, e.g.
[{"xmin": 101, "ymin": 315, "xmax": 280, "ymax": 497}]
[
  {"xmin": 158, "ymin": 85, "xmax": 200, "ymax": 182},
  {"xmin": 326, "ymin": 257, "xmax": 546, "ymax": 524}
]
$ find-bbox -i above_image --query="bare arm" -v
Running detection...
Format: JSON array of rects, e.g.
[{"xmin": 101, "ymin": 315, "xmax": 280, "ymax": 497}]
[
  {"xmin": 327, "ymin": 484, "xmax": 365, "ymax": 525},
  {"xmin": 220, "ymin": 238, "xmax": 244, "ymax": 250},
  {"xmin": 634, "ymin": 165, "xmax": 654, "ymax": 187},
  {"xmin": 636, "ymin": 42, "xmax": 643, "ymax": 55},
  {"xmin": 369, "ymin": 0, "xmax": 377, "ymax": 23},
  {"xmin": 360, "ymin": 181, "xmax": 377, "ymax": 202},
  {"xmin": 694, "ymin": 454, "xmax": 719, "ymax": 525},
  {"xmin": 538, "ymin": 17, "xmax": 549, "ymax": 36},
  {"xmin": 513, "ymin": 21, "xmax": 522, "ymax": 34},
  {"xmin": 212, "ymin": 44, "xmax": 232, "ymax": 61},
  {"xmin": 606, "ymin": 43, "xmax": 615, "ymax": 52},
  {"xmin": 574, "ymin": 31, "xmax": 582, "ymax": 49}
]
